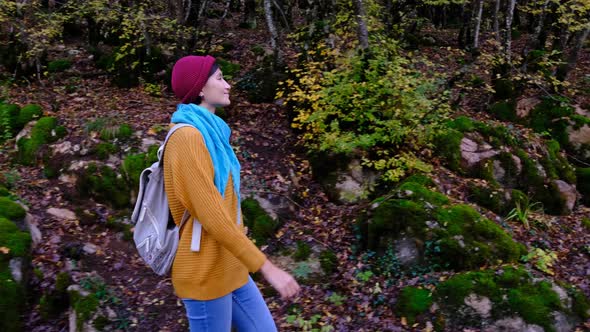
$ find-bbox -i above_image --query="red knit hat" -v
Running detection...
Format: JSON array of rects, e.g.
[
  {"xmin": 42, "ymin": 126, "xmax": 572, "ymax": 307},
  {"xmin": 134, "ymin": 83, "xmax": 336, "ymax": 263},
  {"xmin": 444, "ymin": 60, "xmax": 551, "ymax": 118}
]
[{"xmin": 171, "ymin": 55, "xmax": 216, "ymax": 104}]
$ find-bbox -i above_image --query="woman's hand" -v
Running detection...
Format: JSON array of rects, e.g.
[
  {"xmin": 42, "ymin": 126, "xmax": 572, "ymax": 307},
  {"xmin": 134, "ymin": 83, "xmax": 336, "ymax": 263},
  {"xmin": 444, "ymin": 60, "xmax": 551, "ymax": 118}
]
[{"xmin": 259, "ymin": 259, "xmax": 300, "ymax": 299}]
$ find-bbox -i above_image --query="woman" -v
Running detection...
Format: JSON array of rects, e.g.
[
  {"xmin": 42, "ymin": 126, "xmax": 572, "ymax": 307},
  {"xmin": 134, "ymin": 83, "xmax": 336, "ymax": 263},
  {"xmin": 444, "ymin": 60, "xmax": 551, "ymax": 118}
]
[{"xmin": 163, "ymin": 55, "xmax": 300, "ymax": 331}]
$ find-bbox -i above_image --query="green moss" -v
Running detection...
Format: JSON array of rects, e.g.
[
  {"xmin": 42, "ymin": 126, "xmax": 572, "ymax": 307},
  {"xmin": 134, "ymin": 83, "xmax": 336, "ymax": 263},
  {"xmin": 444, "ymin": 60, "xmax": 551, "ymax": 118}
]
[
  {"xmin": 48, "ymin": 59, "xmax": 72, "ymax": 72},
  {"xmin": 56, "ymin": 272, "xmax": 72, "ymax": 293},
  {"xmin": 293, "ymin": 241, "xmax": 311, "ymax": 261},
  {"xmin": 395, "ymin": 287, "xmax": 432, "ymax": 324},
  {"xmin": 105, "ymin": 217, "xmax": 133, "ymax": 241},
  {"xmin": 0, "ymin": 197, "xmax": 26, "ymax": 221},
  {"xmin": 435, "ymin": 129, "xmax": 464, "ymax": 172},
  {"xmin": 474, "ymin": 159, "xmax": 496, "ymax": 184},
  {"xmin": 0, "ymin": 217, "xmax": 31, "ymax": 257},
  {"xmin": 0, "ymin": 263, "xmax": 25, "ymax": 331},
  {"xmin": 241, "ymin": 198, "xmax": 278, "ymax": 245},
  {"xmin": 489, "ymin": 100, "xmax": 517, "ymax": 122},
  {"xmin": 93, "ymin": 142, "xmax": 118, "ymax": 160},
  {"xmin": 495, "ymin": 152, "xmax": 520, "ymax": 187},
  {"xmin": 367, "ymin": 199, "xmax": 429, "ymax": 250},
  {"xmin": 0, "ymin": 186, "xmax": 9, "ymax": 196},
  {"xmin": 93, "ymin": 315, "xmax": 110, "ymax": 331},
  {"xmin": 16, "ymin": 116, "xmax": 65, "ymax": 165},
  {"xmin": 529, "ymin": 97, "xmax": 572, "ymax": 146},
  {"xmin": 76, "ymin": 163, "xmax": 130, "ymax": 209},
  {"xmin": 400, "ymin": 174, "xmax": 435, "ymax": 187},
  {"xmin": 16, "ymin": 104, "xmax": 42, "ymax": 128},
  {"xmin": 435, "ymin": 266, "xmax": 565, "ymax": 332},
  {"xmin": 582, "ymin": 218, "xmax": 590, "ymax": 230},
  {"xmin": 434, "ymin": 205, "xmax": 526, "ymax": 270},
  {"xmin": 467, "ymin": 183, "xmax": 508, "ymax": 215},
  {"xmin": 70, "ymin": 291, "xmax": 99, "ymax": 331},
  {"xmin": 319, "ymin": 249, "xmax": 338, "ymax": 274},
  {"xmin": 121, "ymin": 153, "xmax": 148, "ymax": 190},
  {"xmin": 507, "ymin": 281, "xmax": 561, "ymax": 331},
  {"xmin": 493, "ymin": 79, "xmax": 515, "ymax": 99},
  {"xmin": 40, "ymin": 273, "xmax": 70, "ymax": 320},
  {"xmin": 397, "ymin": 182, "xmax": 449, "ymax": 206},
  {"xmin": 577, "ymin": 168, "xmax": 590, "ymax": 206},
  {"xmin": 569, "ymin": 287, "xmax": 590, "ymax": 319},
  {"xmin": 542, "ymin": 140, "xmax": 576, "ymax": 183},
  {"xmin": 447, "ymin": 116, "xmax": 475, "ymax": 132}
]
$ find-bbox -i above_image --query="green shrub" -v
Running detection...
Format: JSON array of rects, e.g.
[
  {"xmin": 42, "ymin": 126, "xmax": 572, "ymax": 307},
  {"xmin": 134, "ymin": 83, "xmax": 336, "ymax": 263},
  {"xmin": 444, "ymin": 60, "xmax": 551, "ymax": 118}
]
[
  {"xmin": 280, "ymin": 37, "xmax": 450, "ymax": 182},
  {"xmin": 396, "ymin": 287, "xmax": 432, "ymax": 324},
  {"xmin": 0, "ymin": 197, "xmax": 26, "ymax": 221},
  {"xmin": 0, "ymin": 103, "xmax": 20, "ymax": 140},
  {"xmin": 217, "ymin": 59, "xmax": 241, "ymax": 79},
  {"xmin": 47, "ymin": 59, "xmax": 72, "ymax": 72}
]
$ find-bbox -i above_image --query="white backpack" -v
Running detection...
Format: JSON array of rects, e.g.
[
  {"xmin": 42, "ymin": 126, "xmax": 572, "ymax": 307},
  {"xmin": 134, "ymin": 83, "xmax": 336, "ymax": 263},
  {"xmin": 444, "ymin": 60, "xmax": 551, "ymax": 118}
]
[{"xmin": 131, "ymin": 123, "xmax": 203, "ymax": 276}]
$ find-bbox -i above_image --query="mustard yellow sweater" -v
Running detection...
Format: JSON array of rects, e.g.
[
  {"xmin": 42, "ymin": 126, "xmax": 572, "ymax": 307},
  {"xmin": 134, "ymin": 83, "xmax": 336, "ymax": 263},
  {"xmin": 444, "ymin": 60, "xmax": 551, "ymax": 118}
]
[{"xmin": 163, "ymin": 126, "xmax": 266, "ymax": 300}]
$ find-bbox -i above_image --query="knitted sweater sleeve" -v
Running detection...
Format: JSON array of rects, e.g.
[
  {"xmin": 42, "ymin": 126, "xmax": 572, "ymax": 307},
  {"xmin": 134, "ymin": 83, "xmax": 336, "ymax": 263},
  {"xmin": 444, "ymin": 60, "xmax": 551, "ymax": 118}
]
[{"xmin": 166, "ymin": 127, "xmax": 266, "ymax": 272}]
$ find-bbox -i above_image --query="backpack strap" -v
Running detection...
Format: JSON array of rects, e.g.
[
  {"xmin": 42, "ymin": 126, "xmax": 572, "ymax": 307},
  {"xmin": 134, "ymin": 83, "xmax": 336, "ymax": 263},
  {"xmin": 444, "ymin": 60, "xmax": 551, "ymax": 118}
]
[{"xmin": 159, "ymin": 123, "xmax": 202, "ymax": 252}]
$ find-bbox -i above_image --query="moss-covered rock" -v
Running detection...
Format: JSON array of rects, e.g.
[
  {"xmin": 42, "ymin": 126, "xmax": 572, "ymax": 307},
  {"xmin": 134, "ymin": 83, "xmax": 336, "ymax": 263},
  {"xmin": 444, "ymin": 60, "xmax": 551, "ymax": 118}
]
[
  {"xmin": 360, "ymin": 182, "xmax": 525, "ymax": 271},
  {"xmin": 16, "ymin": 116, "xmax": 67, "ymax": 165},
  {"xmin": 241, "ymin": 198, "xmax": 278, "ymax": 246},
  {"xmin": 467, "ymin": 183, "xmax": 509, "ymax": 215},
  {"xmin": 435, "ymin": 128, "xmax": 464, "ymax": 173},
  {"xmin": 434, "ymin": 205, "xmax": 526, "ymax": 270},
  {"xmin": 16, "ymin": 104, "xmax": 42, "ymax": 129},
  {"xmin": 121, "ymin": 148, "xmax": 158, "ymax": 191},
  {"xmin": 576, "ymin": 168, "xmax": 590, "ymax": 206},
  {"xmin": 432, "ymin": 266, "xmax": 588, "ymax": 332},
  {"xmin": 0, "ymin": 216, "xmax": 31, "ymax": 332},
  {"xmin": 489, "ymin": 100, "xmax": 517, "ymax": 122},
  {"xmin": 395, "ymin": 286, "xmax": 432, "ymax": 324},
  {"xmin": 75, "ymin": 163, "xmax": 130, "ymax": 209},
  {"xmin": 0, "ymin": 197, "xmax": 26, "ymax": 221}
]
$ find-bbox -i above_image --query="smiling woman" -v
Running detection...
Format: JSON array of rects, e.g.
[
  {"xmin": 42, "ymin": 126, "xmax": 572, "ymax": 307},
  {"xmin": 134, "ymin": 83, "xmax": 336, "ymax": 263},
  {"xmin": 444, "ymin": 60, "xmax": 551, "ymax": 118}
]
[{"xmin": 162, "ymin": 55, "xmax": 300, "ymax": 332}]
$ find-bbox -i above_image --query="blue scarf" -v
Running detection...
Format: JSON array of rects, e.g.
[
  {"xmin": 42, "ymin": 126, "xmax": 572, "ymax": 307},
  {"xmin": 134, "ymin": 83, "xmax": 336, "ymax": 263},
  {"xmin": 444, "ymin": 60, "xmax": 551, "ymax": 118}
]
[{"xmin": 171, "ymin": 104, "xmax": 241, "ymax": 210}]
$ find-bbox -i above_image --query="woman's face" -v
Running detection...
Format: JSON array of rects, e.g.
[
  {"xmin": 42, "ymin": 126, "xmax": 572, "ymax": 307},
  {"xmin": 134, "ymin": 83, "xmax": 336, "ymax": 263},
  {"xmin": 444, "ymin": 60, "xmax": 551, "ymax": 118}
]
[{"xmin": 200, "ymin": 68, "xmax": 231, "ymax": 109}]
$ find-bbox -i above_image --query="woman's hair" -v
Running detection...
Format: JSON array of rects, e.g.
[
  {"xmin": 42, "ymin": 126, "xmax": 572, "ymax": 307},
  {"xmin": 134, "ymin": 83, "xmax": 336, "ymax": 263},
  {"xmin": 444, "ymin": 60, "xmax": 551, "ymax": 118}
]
[{"xmin": 194, "ymin": 63, "xmax": 219, "ymax": 105}]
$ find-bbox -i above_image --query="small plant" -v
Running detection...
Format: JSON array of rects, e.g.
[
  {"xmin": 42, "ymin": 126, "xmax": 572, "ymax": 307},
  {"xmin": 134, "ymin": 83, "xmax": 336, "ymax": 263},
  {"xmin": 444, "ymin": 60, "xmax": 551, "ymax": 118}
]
[
  {"xmin": 505, "ymin": 198, "xmax": 543, "ymax": 229},
  {"xmin": 285, "ymin": 313, "xmax": 334, "ymax": 332},
  {"xmin": 326, "ymin": 292, "xmax": 346, "ymax": 305},
  {"xmin": 356, "ymin": 270, "xmax": 374, "ymax": 283},
  {"xmin": 293, "ymin": 262, "xmax": 313, "ymax": 280},
  {"xmin": 293, "ymin": 241, "xmax": 311, "ymax": 261},
  {"xmin": 143, "ymin": 83, "xmax": 162, "ymax": 97},
  {"xmin": 521, "ymin": 248, "xmax": 558, "ymax": 275}
]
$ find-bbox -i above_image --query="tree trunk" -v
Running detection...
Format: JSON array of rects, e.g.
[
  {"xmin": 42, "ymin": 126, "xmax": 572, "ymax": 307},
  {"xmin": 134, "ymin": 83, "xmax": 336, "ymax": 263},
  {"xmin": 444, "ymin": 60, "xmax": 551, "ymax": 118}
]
[
  {"xmin": 504, "ymin": 0, "xmax": 517, "ymax": 63},
  {"xmin": 353, "ymin": 0, "xmax": 370, "ymax": 50},
  {"xmin": 264, "ymin": 0, "xmax": 282, "ymax": 67},
  {"xmin": 556, "ymin": 26, "xmax": 590, "ymax": 81},
  {"xmin": 493, "ymin": 0, "xmax": 501, "ymax": 42},
  {"xmin": 473, "ymin": 0, "xmax": 484, "ymax": 49}
]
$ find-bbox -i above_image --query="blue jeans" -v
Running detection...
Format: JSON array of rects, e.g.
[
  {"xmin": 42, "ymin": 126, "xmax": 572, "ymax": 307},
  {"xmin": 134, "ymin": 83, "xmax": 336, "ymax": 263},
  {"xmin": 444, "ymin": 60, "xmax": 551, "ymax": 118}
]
[{"xmin": 182, "ymin": 276, "xmax": 277, "ymax": 332}]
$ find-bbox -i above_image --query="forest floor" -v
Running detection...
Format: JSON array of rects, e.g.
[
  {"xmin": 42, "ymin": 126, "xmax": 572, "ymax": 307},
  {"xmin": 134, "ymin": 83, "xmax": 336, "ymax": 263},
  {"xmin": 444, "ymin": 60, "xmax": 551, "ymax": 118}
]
[{"xmin": 2, "ymin": 13, "xmax": 590, "ymax": 332}]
